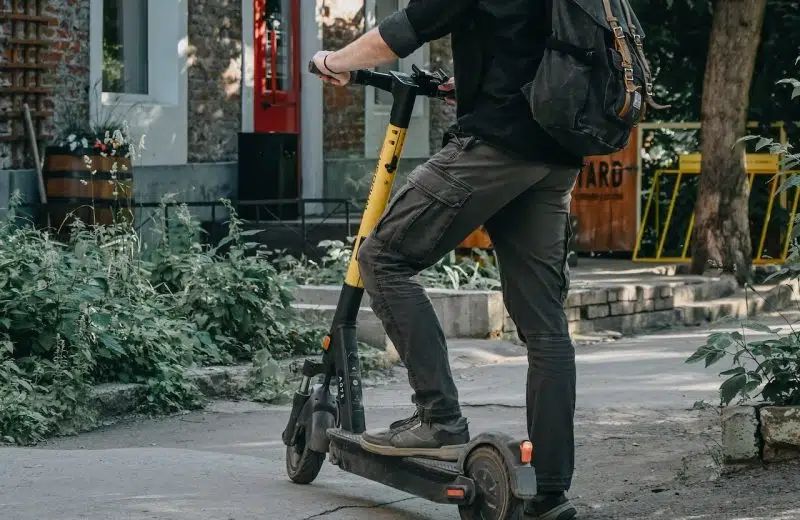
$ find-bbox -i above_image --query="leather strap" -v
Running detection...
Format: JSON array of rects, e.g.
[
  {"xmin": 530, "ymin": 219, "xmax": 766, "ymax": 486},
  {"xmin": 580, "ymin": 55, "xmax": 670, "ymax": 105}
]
[
  {"xmin": 619, "ymin": 0, "xmax": 671, "ymax": 110},
  {"xmin": 601, "ymin": 0, "xmax": 638, "ymax": 94}
]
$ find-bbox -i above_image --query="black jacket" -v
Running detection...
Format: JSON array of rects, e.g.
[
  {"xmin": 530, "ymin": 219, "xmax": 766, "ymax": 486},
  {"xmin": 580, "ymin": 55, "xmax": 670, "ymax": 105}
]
[{"xmin": 379, "ymin": 0, "xmax": 583, "ymax": 166}]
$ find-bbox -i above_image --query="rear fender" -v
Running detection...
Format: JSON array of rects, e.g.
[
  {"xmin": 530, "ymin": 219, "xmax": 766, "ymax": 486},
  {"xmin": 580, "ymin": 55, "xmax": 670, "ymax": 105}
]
[{"xmin": 457, "ymin": 432, "xmax": 538, "ymax": 500}]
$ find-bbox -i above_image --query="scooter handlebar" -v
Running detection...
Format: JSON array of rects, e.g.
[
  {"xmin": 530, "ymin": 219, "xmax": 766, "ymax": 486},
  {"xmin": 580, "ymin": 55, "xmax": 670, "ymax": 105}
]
[{"xmin": 308, "ymin": 60, "xmax": 450, "ymax": 100}]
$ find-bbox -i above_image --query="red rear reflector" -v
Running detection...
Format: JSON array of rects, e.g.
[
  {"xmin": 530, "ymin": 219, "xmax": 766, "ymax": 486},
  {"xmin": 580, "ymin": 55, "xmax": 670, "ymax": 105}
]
[
  {"xmin": 520, "ymin": 440, "xmax": 533, "ymax": 464},
  {"xmin": 321, "ymin": 335, "xmax": 331, "ymax": 350},
  {"xmin": 446, "ymin": 487, "xmax": 466, "ymax": 499}
]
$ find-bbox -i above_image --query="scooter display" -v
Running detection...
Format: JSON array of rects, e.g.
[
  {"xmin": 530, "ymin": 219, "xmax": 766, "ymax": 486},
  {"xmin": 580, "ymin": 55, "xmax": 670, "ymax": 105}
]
[{"xmin": 281, "ymin": 61, "xmax": 537, "ymax": 520}]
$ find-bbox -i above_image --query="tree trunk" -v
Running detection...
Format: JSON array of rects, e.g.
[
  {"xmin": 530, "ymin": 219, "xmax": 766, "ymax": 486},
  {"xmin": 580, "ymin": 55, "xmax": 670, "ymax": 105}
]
[{"xmin": 691, "ymin": 0, "xmax": 767, "ymax": 285}]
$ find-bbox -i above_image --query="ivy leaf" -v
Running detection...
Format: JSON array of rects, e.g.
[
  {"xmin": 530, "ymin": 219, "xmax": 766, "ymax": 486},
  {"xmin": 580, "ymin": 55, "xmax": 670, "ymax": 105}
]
[
  {"xmin": 99, "ymin": 333, "xmax": 125, "ymax": 356},
  {"xmin": 686, "ymin": 345, "xmax": 714, "ymax": 363},
  {"xmin": 720, "ymin": 373, "xmax": 748, "ymax": 406},
  {"xmin": 91, "ymin": 313, "xmax": 112, "ymax": 327},
  {"xmin": 775, "ymin": 174, "xmax": 800, "ymax": 196},
  {"xmin": 705, "ymin": 349, "xmax": 727, "ymax": 368},
  {"xmin": 740, "ymin": 320, "xmax": 777, "ymax": 334},
  {"xmin": 777, "ymin": 78, "xmax": 800, "ymax": 99},
  {"xmin": 92, "ymin": 277, "xmax": 109, "ymax": 294},
  {"xmin": 720, "ymin": 366, "xmax": 746, "ymax": 376},
  {"xmin": 755, "ymin": 137, "xmax": 775, "ymax": 151},
  {"xmin": 742, "ymin": 379, "xmax": 762, "ymax": 396}
]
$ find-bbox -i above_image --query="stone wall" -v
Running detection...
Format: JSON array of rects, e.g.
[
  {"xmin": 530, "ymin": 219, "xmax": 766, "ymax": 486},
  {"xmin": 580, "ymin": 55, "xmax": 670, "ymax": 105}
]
[
  {"xmin": 186, "ymin": 0, "xmax": 243, "ymax": 163},
  {"xmin": 0, "ymin": 0, "xmax": 90, "ymax": 169}
]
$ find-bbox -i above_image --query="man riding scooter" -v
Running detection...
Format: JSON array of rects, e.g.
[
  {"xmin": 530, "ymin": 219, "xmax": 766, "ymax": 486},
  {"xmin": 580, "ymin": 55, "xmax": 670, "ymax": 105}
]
[{"xmin": 311, "ymin": 2, "xmax": 583, "ymax": 519}]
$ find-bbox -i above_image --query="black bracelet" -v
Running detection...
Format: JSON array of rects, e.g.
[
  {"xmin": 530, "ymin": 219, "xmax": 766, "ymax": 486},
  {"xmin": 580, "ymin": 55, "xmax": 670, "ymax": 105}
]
[{"xmin": 324, "ymin": 54, "xmax": 340, "ymax": 74}]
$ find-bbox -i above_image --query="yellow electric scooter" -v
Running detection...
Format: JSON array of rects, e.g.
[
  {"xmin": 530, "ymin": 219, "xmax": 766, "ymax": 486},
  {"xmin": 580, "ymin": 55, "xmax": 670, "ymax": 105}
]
[{"xmin": 280, "ymin": 61, "xmax": 537, "ymax": 520}]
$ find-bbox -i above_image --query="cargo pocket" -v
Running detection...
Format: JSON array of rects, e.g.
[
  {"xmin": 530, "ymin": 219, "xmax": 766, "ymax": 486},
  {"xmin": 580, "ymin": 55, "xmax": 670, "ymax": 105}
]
[{"xmin": 373, "ymin": 162, "xmax": 472, "ymax": 264}]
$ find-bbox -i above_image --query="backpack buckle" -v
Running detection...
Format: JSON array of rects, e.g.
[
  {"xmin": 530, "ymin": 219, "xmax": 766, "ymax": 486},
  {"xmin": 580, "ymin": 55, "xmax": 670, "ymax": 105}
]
[
  {"xmin": 613, "ymin": 26, "xmax": 625, "ymax": 39},
  {"xmin": 646, "ymin": 82, "xmax": 654, "ymax": 95},
  {"xmin": 624, "ymin": 68, "xmax": 634, "ymax": 81}
]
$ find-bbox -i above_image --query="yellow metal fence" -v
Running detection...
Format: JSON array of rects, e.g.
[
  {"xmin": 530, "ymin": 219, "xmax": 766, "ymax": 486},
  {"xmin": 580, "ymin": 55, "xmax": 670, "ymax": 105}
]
[{"xmin": 633, "ymin": 153, "xmax": 800, "ymax": 264}]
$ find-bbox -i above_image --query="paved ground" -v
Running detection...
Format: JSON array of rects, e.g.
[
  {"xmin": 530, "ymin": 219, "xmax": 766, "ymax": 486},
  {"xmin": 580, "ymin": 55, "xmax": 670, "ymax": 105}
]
[{"xmin": 2, "ymin": 315, "xmax": 800, "ymax": 520}]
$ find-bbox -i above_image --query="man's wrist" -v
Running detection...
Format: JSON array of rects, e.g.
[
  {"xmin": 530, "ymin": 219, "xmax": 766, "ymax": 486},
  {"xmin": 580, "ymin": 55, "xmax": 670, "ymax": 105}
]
[{"xmin": 324, "ymin": 52, "xmax": 344, "ymax": 74}]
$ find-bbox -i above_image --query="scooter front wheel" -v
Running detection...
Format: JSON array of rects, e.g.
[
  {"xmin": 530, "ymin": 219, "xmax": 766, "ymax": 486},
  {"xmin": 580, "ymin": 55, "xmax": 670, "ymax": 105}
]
[
  {"xmin": 285, "ymin": 408, "xmax": 326, "ymax": 484},
  {"xmin": 458, "ymin": 446, "xmax": 524, "ymax": 520}
]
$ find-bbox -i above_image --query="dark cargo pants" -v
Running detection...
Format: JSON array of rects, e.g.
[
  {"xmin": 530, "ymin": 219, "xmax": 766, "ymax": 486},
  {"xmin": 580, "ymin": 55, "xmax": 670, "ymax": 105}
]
[{"xmin": 356, "ymin": 135, "xmax": 579, "ymax": 492}]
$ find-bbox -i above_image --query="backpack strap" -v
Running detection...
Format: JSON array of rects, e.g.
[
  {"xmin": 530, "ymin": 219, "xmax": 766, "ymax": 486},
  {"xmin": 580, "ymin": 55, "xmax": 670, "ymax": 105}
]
[
  {"xmin": 619, "ymin": 0, "xmax": 671, "ymax": 110},
  {"xmin": 545, "ymin": 36, "xmax": 597, "ymax": 67},
  {"xmin": 600, "ymin": 0, "xmax": 639, "ymax": 95}
]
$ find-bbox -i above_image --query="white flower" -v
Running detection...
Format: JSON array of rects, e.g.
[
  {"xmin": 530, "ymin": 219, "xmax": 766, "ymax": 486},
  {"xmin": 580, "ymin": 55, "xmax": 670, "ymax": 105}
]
[
  {"xmin": 81, "ymin": 137, "xmax": 88, "ymax": 149},
  {"xmin": 67, "ymin": 134, "xmax": 76, "ymax": 142},
  {"xmin": 69, "ymin": 141, "xmax": 77, "ymax": 151}
]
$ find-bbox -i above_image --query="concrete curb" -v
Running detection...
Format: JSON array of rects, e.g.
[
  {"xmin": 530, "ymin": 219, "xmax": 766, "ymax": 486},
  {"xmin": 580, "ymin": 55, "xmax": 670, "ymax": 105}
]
[
  {"xmin": 87, "ymin": 352, "xmax": 394, "ymax": 420},
  {"xmin": 722, "ymin": 405, "xmax": 800, "ymax": 464}
]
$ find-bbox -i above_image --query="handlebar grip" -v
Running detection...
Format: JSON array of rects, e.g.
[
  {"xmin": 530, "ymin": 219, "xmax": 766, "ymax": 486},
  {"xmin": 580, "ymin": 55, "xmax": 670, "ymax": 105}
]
[{"xmin": 308, "ymin": 61, "xmax": 322, "ymax": 75}]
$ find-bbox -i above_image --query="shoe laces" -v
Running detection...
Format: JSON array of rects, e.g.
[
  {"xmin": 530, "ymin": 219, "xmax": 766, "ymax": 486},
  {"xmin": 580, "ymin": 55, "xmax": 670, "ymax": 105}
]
[{"xmin": 390, "ymin": 411, "xmax": 421, "ymax": 430}]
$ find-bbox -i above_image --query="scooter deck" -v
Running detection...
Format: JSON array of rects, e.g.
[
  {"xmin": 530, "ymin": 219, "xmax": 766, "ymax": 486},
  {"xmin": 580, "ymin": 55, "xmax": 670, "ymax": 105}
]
[{"xmin": 327, "ymin": 428, "xmax": 471, "ymax": 505}]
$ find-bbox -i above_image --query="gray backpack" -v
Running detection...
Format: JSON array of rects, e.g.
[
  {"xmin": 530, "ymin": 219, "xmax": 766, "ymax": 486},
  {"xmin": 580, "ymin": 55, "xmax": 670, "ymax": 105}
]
[{"xmin": 523, "ymin": 0, "xmax": 669, "ymax": 157}]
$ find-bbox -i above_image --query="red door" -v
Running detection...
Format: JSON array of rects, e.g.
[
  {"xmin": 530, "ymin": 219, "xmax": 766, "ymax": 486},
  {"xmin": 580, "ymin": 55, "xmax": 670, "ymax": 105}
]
[{"xmin": 254, "ymin": 0, "xmax": 301, "ymax": 134}]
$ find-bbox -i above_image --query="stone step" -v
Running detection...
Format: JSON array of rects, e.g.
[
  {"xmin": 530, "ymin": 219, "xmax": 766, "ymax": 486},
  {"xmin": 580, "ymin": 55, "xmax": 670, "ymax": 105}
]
[
  {"xmin": 290, "ymin": 276, "xmax": 792, "ymax": 343},
  {"xmin": 292, "ymin": 286, "xmax": 506, "ymax": 340},
  {"xmin": 291, "ymin": 303, "xmax": 388, "ymax": 348},
  {"xmin": 672, "ymin": 275, "xmax": 738, "ymax": 305},
  {"xmin": 678, "ymin": 282, "xmax": 797, "ymax": 326}
]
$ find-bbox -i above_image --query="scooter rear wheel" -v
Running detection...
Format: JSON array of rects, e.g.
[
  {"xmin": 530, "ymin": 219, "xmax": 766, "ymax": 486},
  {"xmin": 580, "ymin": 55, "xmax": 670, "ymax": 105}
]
[
  {"xmin": 285, "ymin": 409, "xmax": 325, "ymax": 484},
  {"xmin": 458, "ymin": 446, "xmax": 524, "ymax": 520}
]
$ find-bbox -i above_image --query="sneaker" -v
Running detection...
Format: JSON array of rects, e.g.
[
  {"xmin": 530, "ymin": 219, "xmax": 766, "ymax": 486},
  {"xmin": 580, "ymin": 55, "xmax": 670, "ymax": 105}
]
[
  {"xmin": 524, "ymin": 493, "xmax": 577, "ymax": 520},
  {"xmin": 359, "ymin": 413, "xmax": 470, "ymax": 461}
]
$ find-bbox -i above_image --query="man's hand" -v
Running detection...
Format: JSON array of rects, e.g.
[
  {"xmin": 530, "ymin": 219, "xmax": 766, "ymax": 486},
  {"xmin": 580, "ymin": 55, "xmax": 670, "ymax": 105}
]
[
  {"xmin": 439, "ymin": 77, "xmax": 456, "ymax": 106},
  {"xmin": 312, "ymin": 51, "xmax": 351, "ymax": 86}
]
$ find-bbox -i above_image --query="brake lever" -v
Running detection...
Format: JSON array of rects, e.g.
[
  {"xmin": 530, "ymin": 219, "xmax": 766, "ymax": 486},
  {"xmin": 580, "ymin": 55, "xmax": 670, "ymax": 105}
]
[{"xmin": 411, "ymin": 64, "xmax": 453, "ymax": 99}]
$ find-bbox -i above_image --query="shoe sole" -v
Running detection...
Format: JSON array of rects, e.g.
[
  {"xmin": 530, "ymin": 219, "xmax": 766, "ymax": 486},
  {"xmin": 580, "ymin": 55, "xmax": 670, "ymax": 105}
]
[
  {"xmin": 359, "ymin": 437, "xmax": 467, "ymax": 461},
  {"xmin": 529, "ymin": 502, "xmax": 578, "ymax": 520}
]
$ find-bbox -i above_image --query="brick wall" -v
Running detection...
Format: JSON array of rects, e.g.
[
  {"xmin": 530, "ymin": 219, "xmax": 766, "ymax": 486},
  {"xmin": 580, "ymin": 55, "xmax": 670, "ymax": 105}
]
[
  {"xmin": 321, "ymin": 4, "xmax": 365, "ymax": 157},
  {"xmin": 0, "ymin": 0, "xmax": 90, "ymax": 169},
  {"xmin": 186, "ymin": 0, "xmax": 243, "ymax": 163}
]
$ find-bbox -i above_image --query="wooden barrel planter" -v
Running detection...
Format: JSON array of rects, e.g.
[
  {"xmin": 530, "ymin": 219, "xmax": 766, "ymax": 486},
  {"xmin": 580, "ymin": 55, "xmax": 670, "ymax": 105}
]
[{"xmin": 42, "ymin": 146, "xmax": 134, "ymax": 238}]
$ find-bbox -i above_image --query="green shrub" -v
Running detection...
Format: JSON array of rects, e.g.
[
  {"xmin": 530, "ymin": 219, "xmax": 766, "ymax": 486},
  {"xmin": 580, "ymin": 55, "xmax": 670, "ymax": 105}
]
[{"xmin": 0, "ymin": 195, "xmax": 321, "ymax": 445}]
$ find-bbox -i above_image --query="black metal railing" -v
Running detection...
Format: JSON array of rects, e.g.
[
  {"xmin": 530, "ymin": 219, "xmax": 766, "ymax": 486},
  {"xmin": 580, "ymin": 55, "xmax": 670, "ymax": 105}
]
[{"xmin": 7, "ymin": 197, "xmax": 368, "ymax": 257}]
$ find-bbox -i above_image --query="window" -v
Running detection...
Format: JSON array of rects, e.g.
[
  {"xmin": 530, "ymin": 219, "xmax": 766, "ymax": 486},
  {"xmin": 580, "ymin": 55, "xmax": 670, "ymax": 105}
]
[
  {"xmin": 364, "ymin": 0, "xmax": 430, "ymax": 159},
  {"xmin": 373, "ymin": 0, "xmax": 399, "ymax": 105},
  {"xmin": 265, "ymin": 0, "xmax": 294, "ymax": 92},
  {"xmin": 102, "ymin": 0, "xmax": 148, "ymax": 94}
]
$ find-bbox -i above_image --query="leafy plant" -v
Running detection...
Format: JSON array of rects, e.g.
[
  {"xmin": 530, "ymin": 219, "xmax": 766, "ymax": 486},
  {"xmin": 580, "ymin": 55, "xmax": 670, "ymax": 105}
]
[
  {"xmin": 686, "ymin": 72, "xmax": 800, "ymax": 407},
  {"xmin": 0, "ymin": 190, "xmax": 324, "ymax": 445},
  {"xmin": 271, "ymin": 238, "xmax": 502, "ymax": 290},
  {"xmin": 686, "ymin": 320, "xmax": 800, "ymax": 406}
]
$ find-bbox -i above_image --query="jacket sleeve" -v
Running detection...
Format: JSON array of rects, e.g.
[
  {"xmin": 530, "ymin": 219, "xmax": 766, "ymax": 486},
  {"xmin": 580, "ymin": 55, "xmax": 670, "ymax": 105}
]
[{"xmin": 377, "ymin": 0, "xmax": 476, "ymax": 59}]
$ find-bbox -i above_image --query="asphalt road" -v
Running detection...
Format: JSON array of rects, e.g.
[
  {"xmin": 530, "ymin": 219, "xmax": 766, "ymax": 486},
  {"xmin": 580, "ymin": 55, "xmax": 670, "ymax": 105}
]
[{"xmin": 2, "ymin": 317, "xmax": 799, "ymax": 520}]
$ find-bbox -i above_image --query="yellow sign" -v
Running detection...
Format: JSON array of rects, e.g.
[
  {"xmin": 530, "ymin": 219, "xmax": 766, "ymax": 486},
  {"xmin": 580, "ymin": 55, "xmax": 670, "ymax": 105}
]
[{"xmin": 678, "ymin": 153, "xmax": 780, "ymax": 174}]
